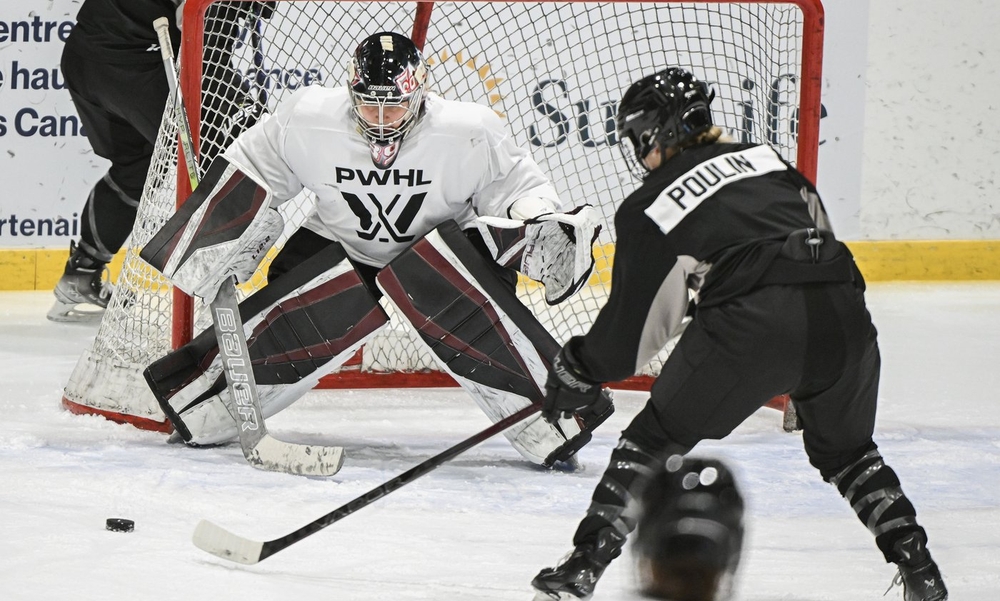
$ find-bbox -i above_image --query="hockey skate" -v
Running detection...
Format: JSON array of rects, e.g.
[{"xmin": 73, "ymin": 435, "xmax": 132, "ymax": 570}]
[
  {"xmin": 887, "ymin": 531, "xmax": 948, "ymax": 601},
  {"xmin": 47, "ymin": 241, "xmax": 113, "ymax": 323},
  {"xmin": 531, "ymin": 527, "xmax": 626, "ymax": 601}
]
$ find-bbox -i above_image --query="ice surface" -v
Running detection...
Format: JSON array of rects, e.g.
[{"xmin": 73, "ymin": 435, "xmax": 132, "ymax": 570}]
[{"xmin": 1, "ymin": 284, "xmax": 997, "ymax": 600}]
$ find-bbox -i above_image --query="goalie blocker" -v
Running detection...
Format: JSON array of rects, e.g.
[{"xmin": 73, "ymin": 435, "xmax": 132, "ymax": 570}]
[{"xmin": 140, "ymin": 156, "xmax": 284, "ymax": 300}]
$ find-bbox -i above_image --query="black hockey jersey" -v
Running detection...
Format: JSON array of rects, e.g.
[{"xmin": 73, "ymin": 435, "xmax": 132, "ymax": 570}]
[
  {"xmin": 577, "ymin": 142, "xmax": 837, "ymax": 383},
  {"xmin": 64, "ymin": 0, "xmax": 181, "ymax": 64}
]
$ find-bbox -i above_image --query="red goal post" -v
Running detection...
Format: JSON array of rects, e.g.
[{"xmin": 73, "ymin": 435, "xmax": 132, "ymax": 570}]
[{"xmin": 61, "ymin": 0, "xmax": 823, "ymax": 431}]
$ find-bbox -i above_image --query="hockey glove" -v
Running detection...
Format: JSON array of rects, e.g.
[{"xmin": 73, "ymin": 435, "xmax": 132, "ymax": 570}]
[
  {"xmin": 543, "ymin": 339, "xmax": 610, "ymax": 425},
  {"xmin": 141, "ymin": 158, "xmax": 283, "ymax": 300},
  {"xmin": 476, "ymin": 205, "xmax": 601, "ymax": 305}
]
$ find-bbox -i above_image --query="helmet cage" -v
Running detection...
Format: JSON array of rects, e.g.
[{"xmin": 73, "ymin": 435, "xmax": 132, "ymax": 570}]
[
  {"xmin": 616, "ymin": 68, "xmax": 715, "ymax": 179},
  {"xmin": 349, "ymin": 85, "xmax": 426, "ymax": 145},
  {"xmin": 347, "ymin": 32, "xmax": 429, "ymax": 148}
]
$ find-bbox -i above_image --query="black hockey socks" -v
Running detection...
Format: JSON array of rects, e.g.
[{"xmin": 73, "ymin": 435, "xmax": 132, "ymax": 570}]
[
  {"xmin": 572, "ymin": 437, "xmax": 662, "ymax": 546},
  {"xmin": 828, "ymin": 448, "xmax": 927, "ymax": 562},
  {"xmin": 80, "ymin": 173, "xmax": 140, "ymax": 262},
  {"xmin": 533, "ymin": 437, "xmax": 662, "ymax": 600}
]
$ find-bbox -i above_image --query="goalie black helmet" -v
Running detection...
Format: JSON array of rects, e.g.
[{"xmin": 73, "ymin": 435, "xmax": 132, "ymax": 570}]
[
  {"xmin": 348, "ymin": 31, "xmax": 429, "ymax": 169},
  {"xmin": 633, "ymin": 455, "xmax": 744, "ymax": 601},
  {"xmin": 616, "ymin": 67, "xmax": 715, "ymax": 179}
]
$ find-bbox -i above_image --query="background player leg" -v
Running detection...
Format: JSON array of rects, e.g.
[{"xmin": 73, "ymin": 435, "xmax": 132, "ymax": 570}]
[{"xmin": 50, "ymin": 44, "xmax": 165, "ymax": 321}]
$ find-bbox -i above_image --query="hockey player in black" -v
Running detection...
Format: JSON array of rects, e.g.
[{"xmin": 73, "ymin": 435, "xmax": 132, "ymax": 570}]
[
  {"xmin": 50, "ymin": 0, "xmax": 183, "ymax": 321},
  {"xmin": 531, "ymin": 67, "xmax": 947, "ymax": 601},
  {"xmin": 51, "ymin": 0, "xmax": 272, "ymax": 321}
]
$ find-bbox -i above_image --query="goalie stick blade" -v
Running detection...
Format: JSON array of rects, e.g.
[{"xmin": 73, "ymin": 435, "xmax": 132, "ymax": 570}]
[
  {"xmin": 247, "ymin": 435, "xmax": 345, "ymax": 477},
  {"xmin": 193, "ymin": 520, "xmax": 264, "ymax": 565}
]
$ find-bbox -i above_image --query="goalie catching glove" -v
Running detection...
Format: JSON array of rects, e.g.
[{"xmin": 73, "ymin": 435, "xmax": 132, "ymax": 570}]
[
  {"xmin": 140, "ymin": 157, "xmax": 283, "ymax": 300},
  {"xmin": 476, "ymin": 204, "xmax": 601, "ymax": 305}
]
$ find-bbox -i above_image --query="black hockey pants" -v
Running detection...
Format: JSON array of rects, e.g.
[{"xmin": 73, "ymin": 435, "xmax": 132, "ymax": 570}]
[
  {"xmin": 625, "ymin": 280, "xmax": 881, "ymax": 480},
  {"xmin": 61, "ymin": 49, "xmax": 169, "ymax": 260}
]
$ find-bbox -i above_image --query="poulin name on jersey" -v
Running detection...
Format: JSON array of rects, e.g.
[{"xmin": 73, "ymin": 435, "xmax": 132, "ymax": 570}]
[{"xmin": 645, "ymin": 145, "xmax": 788, "ymax": 235}]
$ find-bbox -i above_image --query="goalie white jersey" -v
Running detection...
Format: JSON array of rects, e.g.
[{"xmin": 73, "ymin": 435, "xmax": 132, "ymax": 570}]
[{"xmin": 224, "ymin": 86, "xmax": 562, "ymax": 267}]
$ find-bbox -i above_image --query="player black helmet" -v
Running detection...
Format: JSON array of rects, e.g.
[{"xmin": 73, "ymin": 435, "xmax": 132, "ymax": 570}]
[
  {"xmin": 616, "ymin": 67, "xmax": 715, "ymax": 178},
  {"xmin": 348, "ymin": 31, "xmax": 429, "ymax": 168},
  {"xmin": 633, "ymin": 455, "xmax": 744, "ymax": 601}
]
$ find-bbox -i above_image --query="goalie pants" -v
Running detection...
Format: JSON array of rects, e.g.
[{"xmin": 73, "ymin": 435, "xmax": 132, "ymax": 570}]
[
  {"xmin": 615, "ymin": 281, "xmax": 927, "ymax": 562},
  {"xmin": 271, "ymin": 226, "xmax": 519, "ymax": 295},
  {"xmin": 61, "ymin": 48, "xmax": 168, "ymax": 260}
]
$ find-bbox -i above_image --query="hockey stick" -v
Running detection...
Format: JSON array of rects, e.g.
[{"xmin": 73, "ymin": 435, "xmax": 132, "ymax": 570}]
[
  {"xmin": 153, "ymin": 17, "xmax": 344, "ymax": 476},
  {"xmin": 153, "ymin": 18, "xmax": 198, "ymax": 191},
  {"xmin": 193, "ymin": 404, "xmax": 540, "ymax": 564},
  {"xmin": 209, "ymin": 277, "xmax": 345, "ymax": 476}
]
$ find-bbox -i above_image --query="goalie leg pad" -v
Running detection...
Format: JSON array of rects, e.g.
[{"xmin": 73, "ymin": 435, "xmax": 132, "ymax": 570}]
[
  {"xmin": 140, "ymin": 156, "xmax": 283, "ymax": 299},
  {"xmin": 145, "ymin": 242, "xmax": 389, "ymax": 445},
  {"xmin": 376, "ymin": 220, "xmax": 612, "ymax": 466}
]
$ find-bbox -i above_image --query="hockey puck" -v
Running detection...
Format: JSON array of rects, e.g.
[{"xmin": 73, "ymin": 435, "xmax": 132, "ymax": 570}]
[{"xmin": 106, "ymin": 518, "xmax": 135, "ymax": 533}]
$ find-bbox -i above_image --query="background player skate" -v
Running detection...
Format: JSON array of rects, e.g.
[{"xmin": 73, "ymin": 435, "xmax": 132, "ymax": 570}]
[
  {"xmin": 531, "ymin": 67, "xmax": 947, "ymax": 600},
  {"xmin": 51, "ymin": 0, "xmax": 273, "ymax": 321},
  {"xmin": 140, "ymin": 31, "xmax": 612, "ymax": 469}
]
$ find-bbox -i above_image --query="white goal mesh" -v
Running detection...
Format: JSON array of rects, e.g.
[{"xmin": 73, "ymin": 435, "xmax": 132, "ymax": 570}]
[{"xmin": 62, "ymin": 0, "xmax": 823, "ymax": 428}]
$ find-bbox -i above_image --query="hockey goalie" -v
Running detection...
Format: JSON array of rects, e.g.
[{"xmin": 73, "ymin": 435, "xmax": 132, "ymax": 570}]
[{"xmin": 139, "ymin": 31, "xmax": 613, "ymax": 468}]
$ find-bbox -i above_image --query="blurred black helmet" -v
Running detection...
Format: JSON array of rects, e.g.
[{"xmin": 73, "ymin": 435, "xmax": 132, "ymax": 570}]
[
  {"xmin": 634, "ymin": 455, "xmax": 744, "ymax": 601},
  {"xmin": 616, "ymin": 67, "xmax": 715, "ymax": 178},
  {"xmin": 348, "ymin": 32, "xmax": 428, "ymax": 168}
]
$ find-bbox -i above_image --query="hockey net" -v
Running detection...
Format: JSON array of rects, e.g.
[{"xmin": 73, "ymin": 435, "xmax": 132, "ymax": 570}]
[{"xmin": 62, "ymin": 0, "xmax": 823, "ymax": 431}]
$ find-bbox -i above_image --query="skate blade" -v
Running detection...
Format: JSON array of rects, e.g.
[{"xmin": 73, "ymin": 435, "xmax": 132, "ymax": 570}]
[{"xmin": 47, "ymin": 299, "xmax": 105, "ymax": 323}]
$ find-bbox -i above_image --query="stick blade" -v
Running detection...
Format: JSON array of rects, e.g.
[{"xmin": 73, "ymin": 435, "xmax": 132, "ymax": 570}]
[
  {"xmin": 193, "ymin": 519, "xmax": 264, "ymax": 565},
  {"xmin": 249, "ymin": 435, "xmax": 346, "ymax": 477}
]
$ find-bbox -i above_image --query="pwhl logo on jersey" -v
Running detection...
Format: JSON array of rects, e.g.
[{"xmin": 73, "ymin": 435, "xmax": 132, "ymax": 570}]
[{"xmin": 335, "ymin": 168, "xmax": 433, "ymax": 243}]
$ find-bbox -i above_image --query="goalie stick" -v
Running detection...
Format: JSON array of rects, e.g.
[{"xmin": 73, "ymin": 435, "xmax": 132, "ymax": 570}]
[
  {"xmin": 153, "ymin": 17, "xmax": 344, "ymax": 476},
  {"xmin": 209, "ymin": 277, "xmax": 345, "ymax": 476},
  {"xmin": 193, "ymin": 404, "xmax": 540, "ymax": 564}
]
